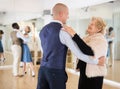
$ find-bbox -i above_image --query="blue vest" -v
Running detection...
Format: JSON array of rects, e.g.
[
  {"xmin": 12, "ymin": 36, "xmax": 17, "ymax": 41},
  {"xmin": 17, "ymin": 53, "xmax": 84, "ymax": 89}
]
[{"xmin": 40, "ymin": 22, "xmax": 68, "ymax": 69}]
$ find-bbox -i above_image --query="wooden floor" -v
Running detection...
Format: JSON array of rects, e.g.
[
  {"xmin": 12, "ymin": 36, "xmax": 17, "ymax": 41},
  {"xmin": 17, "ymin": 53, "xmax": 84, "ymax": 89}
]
[{"xmin": 0, "ymin": 60, "xmax": 120, "ymax": 89}]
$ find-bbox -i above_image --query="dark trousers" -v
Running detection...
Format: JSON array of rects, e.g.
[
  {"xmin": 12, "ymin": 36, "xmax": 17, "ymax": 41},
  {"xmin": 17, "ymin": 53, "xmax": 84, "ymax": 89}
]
[
  {"xmin": 37, "ymin": 66, "xmax": 68, "ymax": 89},
  {"xmin": 77, "ymin": 60, "xmax": 104, "ymax": 89},
  {"xmin": 79, "ymin": 74, "xmax": 103, "ymax": 89}
]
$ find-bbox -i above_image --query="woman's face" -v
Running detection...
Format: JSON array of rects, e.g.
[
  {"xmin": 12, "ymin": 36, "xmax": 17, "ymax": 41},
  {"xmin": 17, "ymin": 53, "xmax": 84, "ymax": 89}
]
[
  {"xmin": 87, "ymin": 20, "xmax": 100, "ymax": 35},
  {"xmin": 25, "ymin": 27, "xmax": 30, "ymax": 33}
]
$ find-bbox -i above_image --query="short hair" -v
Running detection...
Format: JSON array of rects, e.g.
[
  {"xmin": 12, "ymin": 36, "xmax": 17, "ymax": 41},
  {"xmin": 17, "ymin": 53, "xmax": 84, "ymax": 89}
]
[
  {"xmin": 91, "ymin": 17, "xmax": 106, "ymax": 34},
  {"xmin": 0, "ymin": 30, "xmax": 4, "ymax": 34},
  {"xmin": 108, "ymin": 27, "xmax": 113, "ymax": 32},
  {"xmin": 12, "ymin": 23, "xmax": 19, "ymax": 29},
  {"xmin": 52, "ymin": 3, "xmax": 68, "ymax": 16}
]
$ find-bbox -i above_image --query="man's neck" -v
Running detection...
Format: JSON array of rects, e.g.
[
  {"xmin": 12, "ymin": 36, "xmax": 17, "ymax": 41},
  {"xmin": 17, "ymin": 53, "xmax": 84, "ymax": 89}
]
[{"xmin": 52, "ymin": 19, "xmax": 63, "ymax": 25}]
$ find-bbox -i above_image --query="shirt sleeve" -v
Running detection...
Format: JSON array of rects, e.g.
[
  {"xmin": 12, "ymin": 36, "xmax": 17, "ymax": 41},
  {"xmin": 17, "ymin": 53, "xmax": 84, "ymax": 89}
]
[
  {"xmin": 59, "ymin": 30, "xmax": 98, "ymax": 64},
  {"xmin": 72, "ymin": 34, "xmax": 94, "ymax": 56},
  {"xmin": 16, "ymin": 31, "xmax": 29, "ymax": 43}
]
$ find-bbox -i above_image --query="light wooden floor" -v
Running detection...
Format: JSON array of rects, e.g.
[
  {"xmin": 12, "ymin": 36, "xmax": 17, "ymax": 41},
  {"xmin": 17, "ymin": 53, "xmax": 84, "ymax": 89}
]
[{"xmin": 0, "ymin": 59, "xmax": 120, "ymax": 89}]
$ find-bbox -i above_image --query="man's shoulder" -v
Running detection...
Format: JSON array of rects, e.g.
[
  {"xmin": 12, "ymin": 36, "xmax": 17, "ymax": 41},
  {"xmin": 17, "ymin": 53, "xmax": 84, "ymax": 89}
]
[
  {"xmin": 59, "ymin": 30, "xmax": 73, "ymax": 44},
  {"xmin": 11, "ymin": 31, "xmax": 18, "ymax": 36},
  {"xmin": 10, "ymin": 31, "xmax": 15, "ymax": 34},
  {"xmin": 60, "ymin": 30, "xmax": 71, "ymax": 37},
  {"xmin": 47, "ymin": 22, "xmax": 61, "ymax": 28},
  {"xmin": 41, "ymin": 23, "xmax": 51, "ymax": 30}
]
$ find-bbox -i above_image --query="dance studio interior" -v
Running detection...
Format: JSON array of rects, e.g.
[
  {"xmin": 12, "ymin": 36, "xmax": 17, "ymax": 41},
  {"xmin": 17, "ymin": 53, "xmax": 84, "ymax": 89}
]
[{"xmin": 0, "ymin": 0, "xmax": 120, "ymax": 89}]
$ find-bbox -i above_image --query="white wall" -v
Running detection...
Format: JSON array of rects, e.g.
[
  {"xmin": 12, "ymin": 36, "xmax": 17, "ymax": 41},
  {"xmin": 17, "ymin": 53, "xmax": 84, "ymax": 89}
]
[
  {"xmin": 113, "ymin": 11, "xmax": 120, "ymax": 60},
  {"xmin": 69, "ymin": 4, "xmax": 112, "ymax": 19},
  {"xmin": 2, "ymin": 12, "xmax": 43, "ymax": 25},
  {"xmin": 0, "ymin": 13, "xmax": 5, "ymax": 25},
  {"xmin": 68, "ymin": 19, "xmax": 89, "ymax": 38}
]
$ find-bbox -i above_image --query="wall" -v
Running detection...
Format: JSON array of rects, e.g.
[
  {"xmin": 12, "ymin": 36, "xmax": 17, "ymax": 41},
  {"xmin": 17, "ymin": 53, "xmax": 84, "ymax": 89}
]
[
  {"xmin": 67, "ymin": 19, "xmax": 89, "ymax": 37},
  {"xmin": 113, "ymin": 11, "xmax": 120, "ymax": 60},
  {"xmin": 2, "ymin": 12, "xmax": 42, "ymax": 25}
]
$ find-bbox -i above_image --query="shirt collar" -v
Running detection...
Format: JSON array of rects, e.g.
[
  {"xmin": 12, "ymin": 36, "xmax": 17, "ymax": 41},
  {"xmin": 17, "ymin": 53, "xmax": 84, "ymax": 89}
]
[
  {"xmin": 13, "ymin": 29, "xmax": 19, "ymax": 31},
  {"xmin": 51, "ymin": 20, "xmax": 63, "ymax": 26}
]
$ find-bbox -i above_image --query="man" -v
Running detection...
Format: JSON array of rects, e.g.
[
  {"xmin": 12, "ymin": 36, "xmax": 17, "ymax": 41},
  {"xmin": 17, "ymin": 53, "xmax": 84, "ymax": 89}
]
[
  {"xmin": 10, "ymin": 23, "xmax": 23, "ymax": 77},
  {"xmin": 37, "ymin": 3, "xmax": 105, "ymax": 89}
]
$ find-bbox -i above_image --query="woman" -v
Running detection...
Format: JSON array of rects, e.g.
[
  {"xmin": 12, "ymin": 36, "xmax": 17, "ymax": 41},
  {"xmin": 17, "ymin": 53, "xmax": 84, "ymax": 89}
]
[
  {"xmin": 106, "ymin": 27, "xmax": 115, "ymax": 67},
  {"xmin": 18, "ymin": 26, "xmax": 35, "ymax": 77},
  {"xmin": 64, "ymin": 17, "xmax": 108, "ymax": 89},
  {"xmin": 0, "ymin": 30, "xmax": 5, "ymax": 62}
]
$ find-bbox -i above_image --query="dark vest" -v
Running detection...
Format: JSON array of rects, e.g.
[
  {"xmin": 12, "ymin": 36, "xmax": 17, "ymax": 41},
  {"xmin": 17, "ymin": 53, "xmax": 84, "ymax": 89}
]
[
  {"xmin": 10, "ymin": 31, "xmax": 23, "ymax": 45},
  {"xmin": 40, "ymin": 22, "xmax": 68, "ymax": 69}
]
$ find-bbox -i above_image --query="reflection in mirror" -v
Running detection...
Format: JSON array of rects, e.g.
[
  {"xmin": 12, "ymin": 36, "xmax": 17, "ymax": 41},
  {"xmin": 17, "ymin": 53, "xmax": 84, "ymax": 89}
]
[{"xmin": 0, "ymin": 18, "xmax": 44, "ymax": 70}]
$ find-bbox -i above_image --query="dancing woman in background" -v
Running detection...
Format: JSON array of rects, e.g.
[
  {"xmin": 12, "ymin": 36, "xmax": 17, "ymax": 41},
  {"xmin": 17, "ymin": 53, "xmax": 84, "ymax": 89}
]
[{"xmin": 18, "ymin": 26, "xmax": 35, "ymax": 77}]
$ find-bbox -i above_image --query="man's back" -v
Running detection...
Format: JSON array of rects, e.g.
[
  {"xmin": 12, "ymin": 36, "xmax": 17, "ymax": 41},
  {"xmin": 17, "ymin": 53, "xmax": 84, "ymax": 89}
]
[
  {"xmin": 40, "ymin": 22, "xmax": 68, "ymax": 69},
  {"xmin": 10, "ymin": 31, "xmax": 22, "ymax": 45}
]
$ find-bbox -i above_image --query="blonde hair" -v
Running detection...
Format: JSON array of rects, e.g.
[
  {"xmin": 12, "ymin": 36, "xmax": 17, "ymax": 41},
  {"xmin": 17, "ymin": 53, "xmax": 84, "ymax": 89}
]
[
  {"xmin": 25, "ymin": 26, "xmax": 31, "ymax": 33},
  {"xmin": 91, "ymin": 17, "xmax": 106, "ymax": 35}
]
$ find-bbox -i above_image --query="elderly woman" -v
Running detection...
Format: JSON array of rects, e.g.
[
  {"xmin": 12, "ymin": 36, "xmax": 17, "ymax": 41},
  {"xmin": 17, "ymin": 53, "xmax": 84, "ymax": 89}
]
[{"xmin": 64, "ymin": 17, "xmax": 108, "ymax": 89}]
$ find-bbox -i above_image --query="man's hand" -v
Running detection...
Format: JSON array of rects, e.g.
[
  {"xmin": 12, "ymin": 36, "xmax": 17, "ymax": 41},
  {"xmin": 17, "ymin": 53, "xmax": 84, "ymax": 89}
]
[{"xmin": 98, "ymin": 56, "xmax": 106, "ymax": 66}]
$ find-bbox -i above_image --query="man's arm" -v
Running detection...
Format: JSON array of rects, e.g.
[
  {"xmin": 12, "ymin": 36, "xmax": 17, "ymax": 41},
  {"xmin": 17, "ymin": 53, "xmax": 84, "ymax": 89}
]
[
  {"xmin": 59, "ymin": 30, "xmax": 98, "ymax": 64},
  {"xmin": 72, "ymin": 34, "xmax": 94, "ymax": 56}
]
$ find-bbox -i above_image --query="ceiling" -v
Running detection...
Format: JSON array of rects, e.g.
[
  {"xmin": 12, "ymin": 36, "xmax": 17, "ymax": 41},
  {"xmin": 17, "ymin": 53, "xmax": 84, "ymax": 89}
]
[
  {"xmin": 0, "ymin": 0, "xmax": 116, "ymax": 12},
  {"xmin": 0, "ymin": 0, "xmax": 118, "ymax": 25}
]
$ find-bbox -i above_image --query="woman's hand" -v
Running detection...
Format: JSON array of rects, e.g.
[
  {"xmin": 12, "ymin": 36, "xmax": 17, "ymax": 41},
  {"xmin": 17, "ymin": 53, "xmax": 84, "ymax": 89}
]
[{"xmin": 63, "ymin": 25, "xmax": 76, "ymax": 37}]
